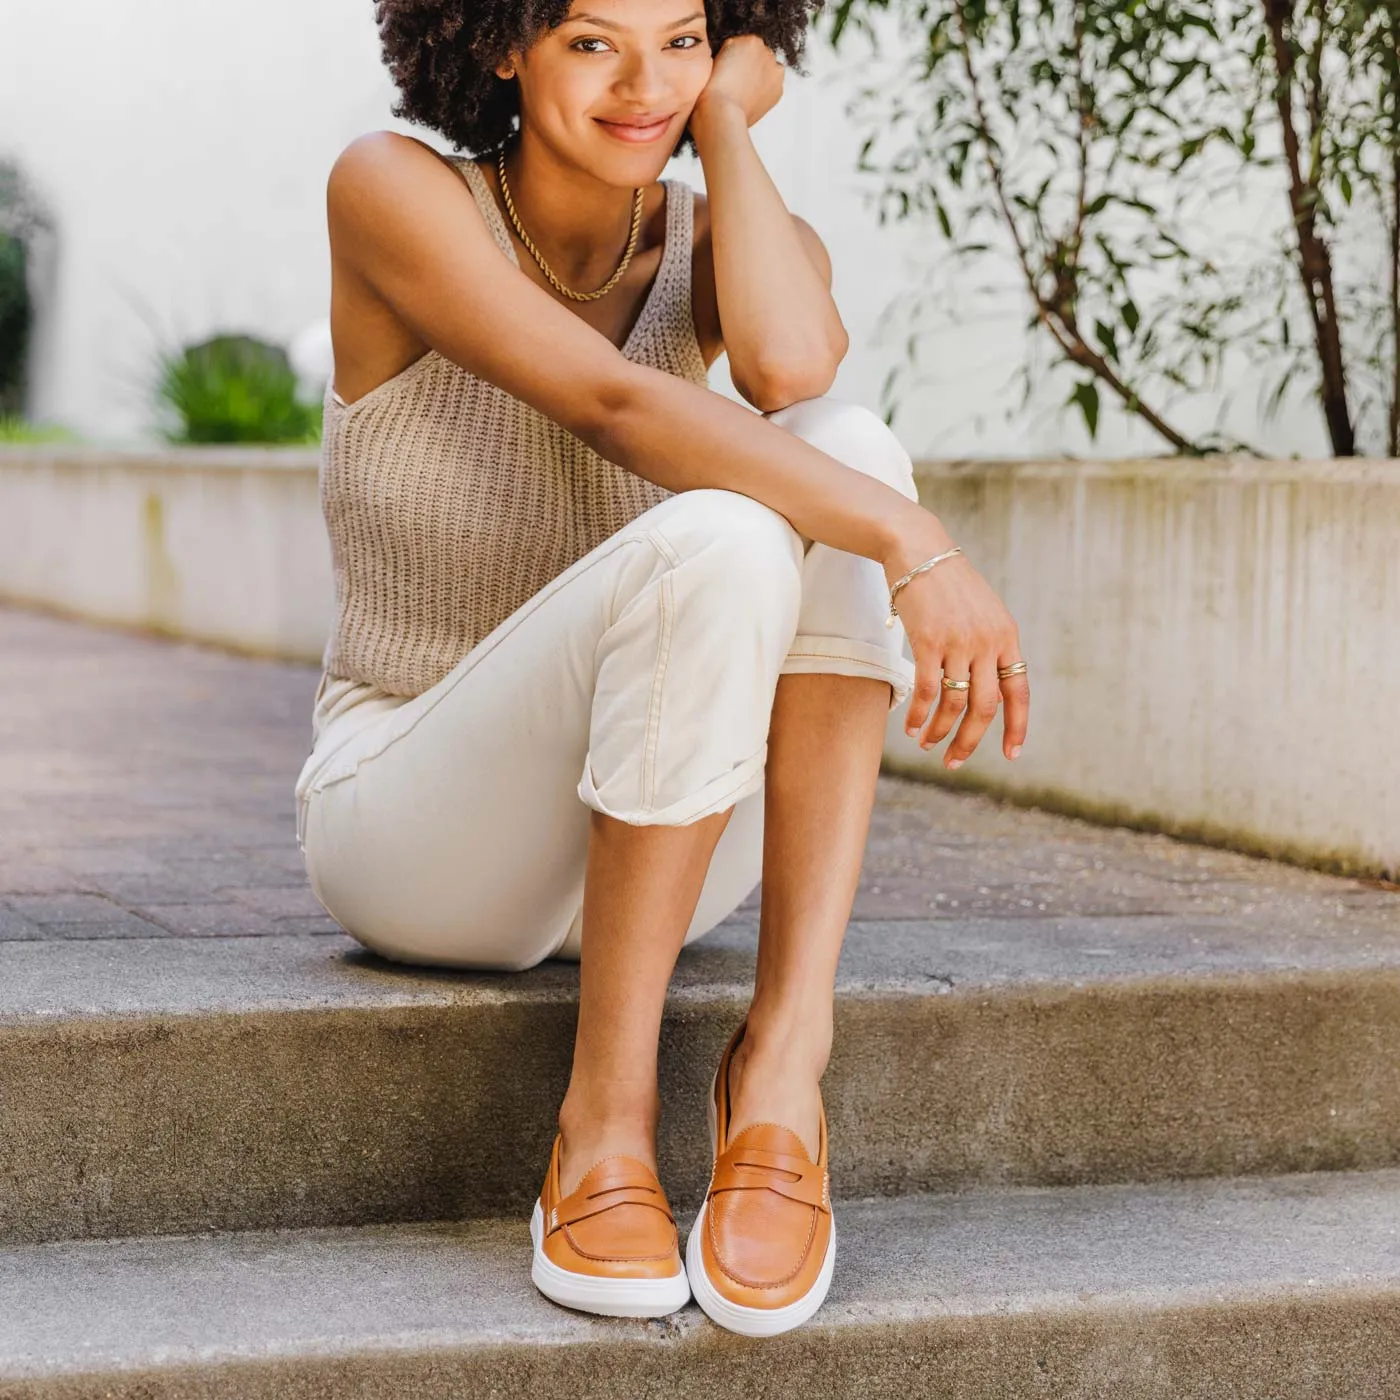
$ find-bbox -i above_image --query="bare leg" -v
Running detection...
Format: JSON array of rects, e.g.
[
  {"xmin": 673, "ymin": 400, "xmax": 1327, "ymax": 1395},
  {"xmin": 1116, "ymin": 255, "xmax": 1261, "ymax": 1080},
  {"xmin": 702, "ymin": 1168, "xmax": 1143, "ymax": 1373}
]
[
  {"xmin": 557, "ymin": 670, "xmax": 888, "ymax": 1189},
  {"xmin": 725, "ymin": 672, "xmax": 891, "ymax": 1158},
  {"xmin": 556, "ymin": 805, "xmax": 733, "ymax": 1195}
]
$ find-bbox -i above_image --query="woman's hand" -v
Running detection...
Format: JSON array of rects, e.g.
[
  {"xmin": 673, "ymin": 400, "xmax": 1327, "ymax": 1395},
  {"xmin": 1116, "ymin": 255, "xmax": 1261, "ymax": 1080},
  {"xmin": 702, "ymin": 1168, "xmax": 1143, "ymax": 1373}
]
[
  {"xmin": 690, "ymin": 34, "xmax": 785, "ymax": 140},
  {"xmin": 884, "ymin": 523, "xmax": 1030, "ymax": 770}
]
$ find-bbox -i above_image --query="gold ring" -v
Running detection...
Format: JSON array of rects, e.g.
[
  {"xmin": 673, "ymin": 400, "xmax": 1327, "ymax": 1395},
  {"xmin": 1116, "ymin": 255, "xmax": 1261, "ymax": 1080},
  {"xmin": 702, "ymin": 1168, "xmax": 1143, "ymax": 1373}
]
[
  {"xmin": 941, "ymin": 676, "xmax": 971, "ymax": 691},
  {"xmin": 998, "ymin": 662, "xmax": 1029, "ymax": 679}
]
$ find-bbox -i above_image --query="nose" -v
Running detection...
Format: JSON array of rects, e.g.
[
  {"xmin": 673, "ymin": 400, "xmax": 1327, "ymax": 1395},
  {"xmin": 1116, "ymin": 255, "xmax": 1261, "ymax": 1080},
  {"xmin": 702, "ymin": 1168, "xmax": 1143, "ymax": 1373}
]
[{"xmin": 613, "ymin": 49, "xmax": 670, "ymax": 105}]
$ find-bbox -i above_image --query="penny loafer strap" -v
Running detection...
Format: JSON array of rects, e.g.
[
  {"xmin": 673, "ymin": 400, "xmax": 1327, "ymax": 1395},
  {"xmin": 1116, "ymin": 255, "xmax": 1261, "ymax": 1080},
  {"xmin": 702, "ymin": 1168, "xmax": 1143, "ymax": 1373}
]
[
  {"xmin": 712, "ymin": 1148, "xmax": 831, "ymax": 1212},
  {"xmin": 551, "ymin": 1173, "xmax": 676, "ymax": 1233}
]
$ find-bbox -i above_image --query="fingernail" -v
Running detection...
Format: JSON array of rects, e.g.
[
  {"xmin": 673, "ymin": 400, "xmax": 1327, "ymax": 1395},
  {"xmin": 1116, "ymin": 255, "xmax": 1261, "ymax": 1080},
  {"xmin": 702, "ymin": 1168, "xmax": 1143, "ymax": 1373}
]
[
  {"xmin": 1010, "ymin": 745, "xmax": 1022, "ymax": 759},
  {"xmin": 905, "ymin": 725, "xmax": 917, "ymax": 737},
  {"xmin": 947, "ymin": 758, "xmax": 963, "ymax": 770}
]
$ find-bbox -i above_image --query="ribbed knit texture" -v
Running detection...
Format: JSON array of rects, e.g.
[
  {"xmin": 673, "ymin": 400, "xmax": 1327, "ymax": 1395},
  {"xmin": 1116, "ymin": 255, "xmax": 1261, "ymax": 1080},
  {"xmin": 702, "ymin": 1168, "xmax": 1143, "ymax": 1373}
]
[{"xmin": 318, "ymin": 156, "xmax": 710, "ymax": 697}]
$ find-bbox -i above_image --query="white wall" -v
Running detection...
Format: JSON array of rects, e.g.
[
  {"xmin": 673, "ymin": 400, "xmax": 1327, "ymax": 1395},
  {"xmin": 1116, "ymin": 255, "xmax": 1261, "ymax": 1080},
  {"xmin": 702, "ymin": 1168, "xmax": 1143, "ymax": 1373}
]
[{"xmin": 0, "ymin": 3, "xmax": 1363, "ymax": 457}]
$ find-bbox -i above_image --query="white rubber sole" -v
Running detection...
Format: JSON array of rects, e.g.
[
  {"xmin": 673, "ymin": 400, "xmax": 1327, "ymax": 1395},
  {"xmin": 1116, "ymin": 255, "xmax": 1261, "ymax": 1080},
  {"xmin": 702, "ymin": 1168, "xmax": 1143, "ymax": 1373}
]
[
  {"xmin": 682, "ymin": 1062, "xmax": 837, "ymax": 1337},
  {"xmin": 529, "ymin": 1200, "xmax": 692, "ymax": 1319}
]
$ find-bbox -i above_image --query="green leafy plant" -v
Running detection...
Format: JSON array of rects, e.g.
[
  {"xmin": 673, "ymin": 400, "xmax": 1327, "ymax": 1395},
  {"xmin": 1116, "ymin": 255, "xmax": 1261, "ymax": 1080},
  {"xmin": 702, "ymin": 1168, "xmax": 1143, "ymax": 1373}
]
[
  {"xmin": 0, "ymin": 232, "xmax": 29, "ymax": 418},
  {"xmin": 823, "ymin": 0, "xmax": 1400, "ymax": 456},
  {"xmin": 154, "ymin": 332, "xmax": 322, "ymax": 444},
  {"xmin": 0, "ymin": 159, "xmax": 53, "ymax": 419}
]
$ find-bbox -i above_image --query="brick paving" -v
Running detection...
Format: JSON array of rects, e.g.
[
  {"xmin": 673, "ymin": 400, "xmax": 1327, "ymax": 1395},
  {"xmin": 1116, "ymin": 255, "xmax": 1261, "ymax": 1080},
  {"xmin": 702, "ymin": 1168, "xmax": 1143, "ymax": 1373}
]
[{"xmin": 1, "ymin": 605, "xmax": 1394, "ymax": 945}]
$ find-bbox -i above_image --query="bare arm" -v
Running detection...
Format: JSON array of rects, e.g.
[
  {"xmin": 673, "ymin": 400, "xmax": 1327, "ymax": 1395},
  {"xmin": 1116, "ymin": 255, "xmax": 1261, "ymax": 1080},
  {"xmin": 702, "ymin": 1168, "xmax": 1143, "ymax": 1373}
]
[
  {"xmin": 689, "ymin": 95, "xmax": 848, "ymax": 410},
  {"xmin": 328, "ymin": 131, "xmax": 1028, "ymax": 767},
  {"xmin": 327, "ymin": 131, "xmax": 926, "ymax": 567}
]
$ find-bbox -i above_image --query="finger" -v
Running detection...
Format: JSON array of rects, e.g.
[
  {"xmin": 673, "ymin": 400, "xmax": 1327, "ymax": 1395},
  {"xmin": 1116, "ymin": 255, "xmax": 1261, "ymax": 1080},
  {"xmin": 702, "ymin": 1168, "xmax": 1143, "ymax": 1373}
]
[
  {"xmin": 999, "ymin": 654, "xmax": 1031, "ymax": 759},
  {"xmin": 921, "ymin": 652, "xmax": 972, "ymax": 749},
  {"xmin": 945, "ymin": 655, "xmax": 1002, "ymax": 769},
  {"xmin": 903, "ymin": 659, "xmax": 943, "ymax": 743}
]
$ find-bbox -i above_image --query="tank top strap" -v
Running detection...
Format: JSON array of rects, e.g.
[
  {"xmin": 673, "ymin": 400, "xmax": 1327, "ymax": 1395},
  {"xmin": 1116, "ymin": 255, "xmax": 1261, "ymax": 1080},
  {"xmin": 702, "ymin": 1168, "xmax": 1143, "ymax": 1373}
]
[
  {"xmin": 453, "ymin": 156, "xmax": 522, "ymax": 268},
  {"xmin": 451, "ymin": 158, "xmax": 699, "ymax": 371},
  {"xmin": 632, "ymin": 177, "xmax": 693, "ymax": 343}
]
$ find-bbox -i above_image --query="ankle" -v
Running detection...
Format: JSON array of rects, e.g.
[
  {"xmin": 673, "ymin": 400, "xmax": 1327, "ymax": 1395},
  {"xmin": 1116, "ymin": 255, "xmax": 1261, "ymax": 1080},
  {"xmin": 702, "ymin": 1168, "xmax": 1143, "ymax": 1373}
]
[
  {"xmin": 556, "ymin": 1094, "xmax": 659, "ymax": 1197},
  {"xmin": 739, "ymin": 1002, "xmax": 833, "ymax": 1080},
  {"xmin": 723, "ymin": 1018, "xmax": 829, "ymax": 1163}
]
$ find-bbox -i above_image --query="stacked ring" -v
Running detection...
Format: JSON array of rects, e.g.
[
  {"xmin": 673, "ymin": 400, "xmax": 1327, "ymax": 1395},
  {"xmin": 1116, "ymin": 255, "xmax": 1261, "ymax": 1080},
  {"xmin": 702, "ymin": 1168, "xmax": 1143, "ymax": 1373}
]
[
  {"xmin": 998, "ymin": 662, "xmax": 1029, "ymax": 679},
  {"xmin": 941, "ymin": 676, "xmax": 971, "ymax": 691}
]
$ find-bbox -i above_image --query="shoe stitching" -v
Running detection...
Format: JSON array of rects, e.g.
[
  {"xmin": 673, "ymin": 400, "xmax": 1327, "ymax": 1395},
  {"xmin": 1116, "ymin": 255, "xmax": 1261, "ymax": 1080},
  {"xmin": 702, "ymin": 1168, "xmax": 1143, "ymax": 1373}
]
[
  {"xmin": 704, "ymin": 1042, "xmax": 827, "ymax": 1292},
  {"xmin": 546, "ymin": 1147, "xmax": 680, "ymax": 1268},
  {"xmin": 562, "ymin": 1221, "xmax": 679, "ymax": 1265},
  {"xmin": 723, "ymin": 1121, "xmax": 820, "ymax": 1161}
]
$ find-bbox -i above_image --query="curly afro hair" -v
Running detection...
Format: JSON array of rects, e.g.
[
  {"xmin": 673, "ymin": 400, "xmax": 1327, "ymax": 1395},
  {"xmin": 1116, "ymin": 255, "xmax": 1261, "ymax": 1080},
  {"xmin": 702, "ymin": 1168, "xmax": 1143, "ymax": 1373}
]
[{"xmin": 373, "ymin": 0, "xmax": 827, "ymax": 158}]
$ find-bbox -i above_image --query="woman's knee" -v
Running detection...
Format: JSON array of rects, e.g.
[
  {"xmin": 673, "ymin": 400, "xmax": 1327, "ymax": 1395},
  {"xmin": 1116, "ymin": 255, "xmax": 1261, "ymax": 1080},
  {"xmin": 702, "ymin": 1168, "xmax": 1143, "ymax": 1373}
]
[
  {"xmin": 651, "ymin": 487, "xmax": 805, "ymax": 616},
  {"xmin": 764, "ymin": 394, "xmax": 919, "ymax": 502}
]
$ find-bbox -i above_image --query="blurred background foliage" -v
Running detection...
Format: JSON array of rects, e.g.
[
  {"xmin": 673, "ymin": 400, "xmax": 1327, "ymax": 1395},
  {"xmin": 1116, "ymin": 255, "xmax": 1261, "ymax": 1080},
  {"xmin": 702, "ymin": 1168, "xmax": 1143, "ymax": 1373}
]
[
  {"xmin": 152, "ymin": 333, "xmax": 323, "ymax": 445},
  {"xmin": 822, "ymin": 0, "xmax": 1400, "ymax": 456},
  {"xmin": 0, "ymin": 158, "xmax": 52, "ymax": 421}
]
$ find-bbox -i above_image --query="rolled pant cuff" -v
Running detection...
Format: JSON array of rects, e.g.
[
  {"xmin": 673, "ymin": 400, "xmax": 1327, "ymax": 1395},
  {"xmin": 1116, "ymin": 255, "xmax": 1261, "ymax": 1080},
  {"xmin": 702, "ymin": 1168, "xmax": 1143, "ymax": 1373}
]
[
  {"xmin": 779, "ymin": 634, "xmax": 917, "ymax": 709},
  {"xmin": 576, "ymin": 741, "xmax": 769, "ymax": 827}
]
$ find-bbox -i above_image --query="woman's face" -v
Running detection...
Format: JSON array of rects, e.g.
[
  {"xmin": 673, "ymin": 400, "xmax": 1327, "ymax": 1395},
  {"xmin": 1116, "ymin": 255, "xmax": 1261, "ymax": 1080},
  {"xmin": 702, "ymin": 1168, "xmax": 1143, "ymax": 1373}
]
[{"xmin": 498, "ymin": 0, "xmax": 715, "ymax": 180}]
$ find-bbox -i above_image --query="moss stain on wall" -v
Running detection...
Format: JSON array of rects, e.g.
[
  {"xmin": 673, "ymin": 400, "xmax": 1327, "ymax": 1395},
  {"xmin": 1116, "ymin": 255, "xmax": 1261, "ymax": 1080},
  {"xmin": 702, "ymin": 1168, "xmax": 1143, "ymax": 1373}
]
[{"xmin": 141, "ymin": 490, "xmax": 180, "ymax": 632}]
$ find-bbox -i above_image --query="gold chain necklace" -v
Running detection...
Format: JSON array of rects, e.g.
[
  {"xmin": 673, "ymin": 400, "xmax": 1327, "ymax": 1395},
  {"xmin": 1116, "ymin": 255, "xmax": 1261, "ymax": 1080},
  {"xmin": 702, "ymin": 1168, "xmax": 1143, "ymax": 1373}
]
[{"xmin": 496, "ymin": 145, "xmax": 645, "ymax": 303}]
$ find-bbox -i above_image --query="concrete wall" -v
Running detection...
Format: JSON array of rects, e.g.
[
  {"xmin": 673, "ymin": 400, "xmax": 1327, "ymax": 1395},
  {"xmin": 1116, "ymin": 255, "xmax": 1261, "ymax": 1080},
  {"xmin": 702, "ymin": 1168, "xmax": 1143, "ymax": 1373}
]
[
  {"xmin": 0, "ymin": 446, "xmax": 328, "ymax": 661},
  {"xmin": 2, "ymin": 447, "xmax": 1395, "ymax": 877},
  {"xmin": 883, "ymin": 457, "xmax": 1400, "ymax": 878}
]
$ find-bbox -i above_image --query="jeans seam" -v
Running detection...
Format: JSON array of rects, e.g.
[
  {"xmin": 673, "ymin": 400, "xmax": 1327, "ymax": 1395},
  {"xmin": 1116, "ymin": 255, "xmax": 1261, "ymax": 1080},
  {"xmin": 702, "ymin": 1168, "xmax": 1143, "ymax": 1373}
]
[
  {"xmin": 638, "ymin": 525, "xmax": 682, "ymax": 812},
  {"xmin": 642, "ymin": 567, "xmax": 675, "ymax": 810},
  {"xmin": 784, "ymin": 648, "xmax": 911, "ymax": 671}
]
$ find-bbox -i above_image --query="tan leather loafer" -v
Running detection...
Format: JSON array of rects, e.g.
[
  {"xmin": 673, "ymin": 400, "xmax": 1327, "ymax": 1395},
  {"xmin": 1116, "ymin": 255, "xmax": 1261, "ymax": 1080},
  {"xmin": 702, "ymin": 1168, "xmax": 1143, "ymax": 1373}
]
[
  {"xmin": 685, "ymin": 1022, "xmax": 836, "ymax": 1336},
  {"xmin": 530, "ymin": 1133, "xmax": 691, "ymax": 1318}
]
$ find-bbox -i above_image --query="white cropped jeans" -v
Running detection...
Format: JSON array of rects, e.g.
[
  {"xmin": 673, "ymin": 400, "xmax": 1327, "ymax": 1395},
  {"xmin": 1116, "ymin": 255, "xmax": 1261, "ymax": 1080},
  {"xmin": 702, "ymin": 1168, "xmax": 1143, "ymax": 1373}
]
[{"xmin": 295, "ymin": 395, "xmax": 918, "ymax": 971}]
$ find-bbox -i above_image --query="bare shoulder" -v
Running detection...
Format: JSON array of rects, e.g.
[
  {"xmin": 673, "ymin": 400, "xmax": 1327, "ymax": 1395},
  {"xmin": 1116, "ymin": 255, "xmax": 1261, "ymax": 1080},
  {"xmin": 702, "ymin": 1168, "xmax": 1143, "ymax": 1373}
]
[
  {"xmin": 323, "ymin": 131, "xmax": 492, "ymax": 406},
  {"xmin": 687, "ymin": 189, "xmax": 836, "ymax": 368},
  {"xmin": 327, "ymin": 130, "xmax": 465, "ymax": 218}
]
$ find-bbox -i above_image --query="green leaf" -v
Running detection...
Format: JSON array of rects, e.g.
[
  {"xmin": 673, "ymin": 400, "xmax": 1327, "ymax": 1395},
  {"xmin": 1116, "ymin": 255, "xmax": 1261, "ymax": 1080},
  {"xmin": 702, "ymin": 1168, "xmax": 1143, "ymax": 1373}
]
[{"xmin": 1068, "ymin": 380, "xmax": 1101, "ymax": 438}]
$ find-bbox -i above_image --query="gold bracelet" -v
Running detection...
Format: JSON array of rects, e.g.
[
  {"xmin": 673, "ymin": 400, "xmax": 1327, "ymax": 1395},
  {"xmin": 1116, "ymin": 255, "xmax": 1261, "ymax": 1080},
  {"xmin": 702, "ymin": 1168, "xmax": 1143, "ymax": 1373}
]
[{"xmin": 885, "ymin": 546, "xmax": 963, "ymax": 628}]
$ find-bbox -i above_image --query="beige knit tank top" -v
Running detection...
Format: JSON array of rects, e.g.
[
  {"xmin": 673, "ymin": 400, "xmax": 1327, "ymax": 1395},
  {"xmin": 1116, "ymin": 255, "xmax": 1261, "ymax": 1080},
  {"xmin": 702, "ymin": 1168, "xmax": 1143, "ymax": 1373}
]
[{"xmin": 317, "ymin": 155, "xmax": 709, "ymax": 698}]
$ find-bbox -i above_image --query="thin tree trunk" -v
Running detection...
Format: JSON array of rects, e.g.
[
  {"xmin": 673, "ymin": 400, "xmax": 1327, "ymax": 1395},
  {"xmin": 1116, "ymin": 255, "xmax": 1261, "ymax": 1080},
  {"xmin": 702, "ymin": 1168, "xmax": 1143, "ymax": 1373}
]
[
  {"xmin": 1390, "ymin": 151, "xmax": 1399, "ymax": 457},
  {"xmin": 1261, "ymin": 0, "xmax": 1356, "ymax": 455}
]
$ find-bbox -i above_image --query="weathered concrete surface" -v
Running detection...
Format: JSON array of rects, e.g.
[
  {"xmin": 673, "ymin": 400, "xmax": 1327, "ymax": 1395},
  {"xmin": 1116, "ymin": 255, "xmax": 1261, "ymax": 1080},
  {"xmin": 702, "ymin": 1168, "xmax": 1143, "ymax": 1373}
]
[
  {"xmin": 3, "ymin": 1167, "xmax": 1398, "ymax": 1399},
  {"xmin": 0, "ymin": 445, "xmax": 328, "ymax": 662},
  {"xmin": 887, "ymin": 456, "xmax": 1400, "ymax": 878},
  {"xmin": 2, "ymin": 605, "xmax": 1394, "ymax": 941},
  {"xmin": 2, "ymin": 605, "xmax": 1398, "ymax": 1244},
  {"xmin": 6, "ymin": 930, "xmax": 1400, "ymax": 1243}
]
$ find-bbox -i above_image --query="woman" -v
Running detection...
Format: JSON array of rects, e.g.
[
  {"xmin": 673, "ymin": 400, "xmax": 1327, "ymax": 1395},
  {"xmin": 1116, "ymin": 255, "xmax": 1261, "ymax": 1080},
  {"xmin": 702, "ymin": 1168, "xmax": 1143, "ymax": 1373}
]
[{"xmin": 295, "ymin": 0, "xmax": 1029, "ymax": 1338}]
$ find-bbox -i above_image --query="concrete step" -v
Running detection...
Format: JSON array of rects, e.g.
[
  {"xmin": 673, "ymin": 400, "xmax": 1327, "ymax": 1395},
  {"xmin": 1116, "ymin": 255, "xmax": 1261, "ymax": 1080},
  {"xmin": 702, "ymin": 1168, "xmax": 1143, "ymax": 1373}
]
[
  {"xmin": 2, "ymin": 1165, "xmax": 1397, "ymax": 1399},
  {"xmin": 5, "ymin": 912, "xmax": 1400, "ymax": 1244}
]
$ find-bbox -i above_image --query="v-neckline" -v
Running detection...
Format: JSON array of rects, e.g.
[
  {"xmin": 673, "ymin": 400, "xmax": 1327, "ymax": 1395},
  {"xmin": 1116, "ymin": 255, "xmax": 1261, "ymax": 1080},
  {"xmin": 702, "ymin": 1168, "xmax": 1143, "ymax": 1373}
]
[{"xmin": 463, "ymin": 159, "xmax": 671, "ymax": 361}]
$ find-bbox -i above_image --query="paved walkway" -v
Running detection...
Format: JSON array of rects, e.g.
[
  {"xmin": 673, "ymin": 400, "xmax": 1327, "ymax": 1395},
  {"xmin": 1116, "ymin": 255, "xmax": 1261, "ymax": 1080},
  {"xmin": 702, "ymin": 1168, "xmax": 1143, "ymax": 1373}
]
[{"xmin": 1, "ymin": 605, "xmax": 1394, "ymax": 946}]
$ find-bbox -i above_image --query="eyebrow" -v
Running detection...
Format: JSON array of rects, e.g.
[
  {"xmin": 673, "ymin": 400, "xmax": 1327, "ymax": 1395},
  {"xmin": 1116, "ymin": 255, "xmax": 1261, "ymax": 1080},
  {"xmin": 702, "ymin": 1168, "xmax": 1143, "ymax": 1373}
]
[{"xmin": 563, "ymin": 11, "xmax": 706, "ymax": 30}]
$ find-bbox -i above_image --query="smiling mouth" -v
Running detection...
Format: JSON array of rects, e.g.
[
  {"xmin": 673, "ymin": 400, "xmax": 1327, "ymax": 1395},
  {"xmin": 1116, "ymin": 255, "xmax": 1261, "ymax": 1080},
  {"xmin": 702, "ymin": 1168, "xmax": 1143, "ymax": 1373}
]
[{"xmin": 594, "ymin": 115, "xmax": 674, "ymax": 139}]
